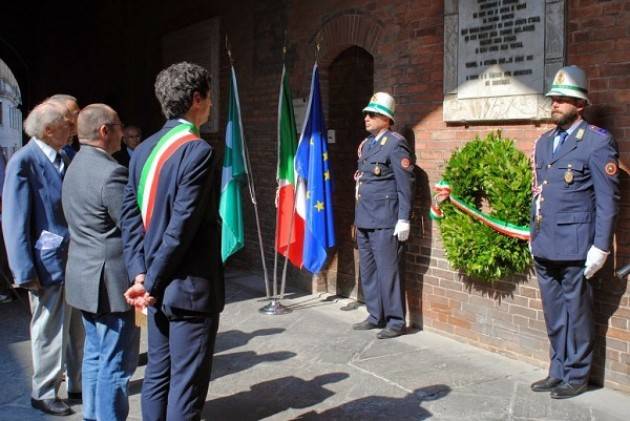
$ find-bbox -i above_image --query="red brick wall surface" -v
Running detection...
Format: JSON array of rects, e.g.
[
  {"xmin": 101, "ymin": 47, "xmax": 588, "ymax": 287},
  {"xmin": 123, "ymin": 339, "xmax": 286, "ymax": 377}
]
[
  {"xmin": 5, "ymin": 0, "xmax": 628, "ymax": 394},
  {"xmin": 238, "ymin": 0, "xmax": 629, "ymax": 393}
]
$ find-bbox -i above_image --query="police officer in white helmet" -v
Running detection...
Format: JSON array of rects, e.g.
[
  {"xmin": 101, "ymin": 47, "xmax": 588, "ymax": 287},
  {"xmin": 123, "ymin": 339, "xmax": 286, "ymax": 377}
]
[
  {"xmin": 530, "ymin": 65, "xmax": 620, "ymax": 398},
  {"xmin": 352, "ymin": 92, "xmax": 415, "ymax": 339}
]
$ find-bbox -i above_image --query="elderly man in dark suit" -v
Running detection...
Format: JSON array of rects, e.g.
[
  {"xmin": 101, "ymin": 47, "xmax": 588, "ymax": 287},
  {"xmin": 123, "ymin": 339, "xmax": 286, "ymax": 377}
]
[
  {"xmin": 122, "ymin": 62, "xmax": 224, "ymax": 421},
  {"xmin": 62, "ymin": 104, "xmax": 139, "ymax": 420},
  {"xmin": 2, "ymin": 100, "xmax": 82, "ymax": 416}
]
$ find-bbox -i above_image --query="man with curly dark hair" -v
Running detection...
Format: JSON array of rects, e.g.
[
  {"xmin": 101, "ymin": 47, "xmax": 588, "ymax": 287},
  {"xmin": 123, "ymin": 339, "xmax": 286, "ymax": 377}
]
[{"xmin": 121, "ymin": 62, "xmax": 224, "ymax": 420}]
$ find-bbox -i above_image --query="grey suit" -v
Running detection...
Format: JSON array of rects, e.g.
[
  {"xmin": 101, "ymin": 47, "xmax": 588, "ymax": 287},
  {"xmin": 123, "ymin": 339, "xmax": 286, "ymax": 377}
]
[
  {"xmin": 63, "ymin": 145, "xmax": 130, "ymax": 313},
  {"xmin": 62, "ymin": 145, "xmax": 138, "ymax": 420}
]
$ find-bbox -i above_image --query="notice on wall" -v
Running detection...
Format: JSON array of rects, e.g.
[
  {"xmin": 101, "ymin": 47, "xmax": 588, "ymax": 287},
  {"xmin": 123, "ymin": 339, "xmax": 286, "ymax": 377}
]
[{"xmin": 457, "ymin": 0, "xmax": 545, "ymax": 100}]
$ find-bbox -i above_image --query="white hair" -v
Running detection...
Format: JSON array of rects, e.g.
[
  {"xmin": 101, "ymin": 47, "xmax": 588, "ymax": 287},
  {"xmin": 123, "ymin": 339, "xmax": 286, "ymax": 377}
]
[{"xmin": 23, "ymin": 102, "xmax": 66, "ymax": 139}]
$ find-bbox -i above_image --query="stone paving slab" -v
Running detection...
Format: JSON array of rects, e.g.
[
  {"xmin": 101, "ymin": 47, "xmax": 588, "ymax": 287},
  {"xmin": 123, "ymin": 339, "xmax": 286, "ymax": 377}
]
[{"xmin": 0, "ymin": 269, "xmax": 629, "ymax": 420}]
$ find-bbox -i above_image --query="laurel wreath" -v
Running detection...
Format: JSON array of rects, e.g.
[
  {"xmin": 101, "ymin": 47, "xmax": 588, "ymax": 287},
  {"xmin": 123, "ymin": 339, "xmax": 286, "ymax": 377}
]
[{"xmin": 434, "ymin": 132, "xmax": 532, "ymax": 282}]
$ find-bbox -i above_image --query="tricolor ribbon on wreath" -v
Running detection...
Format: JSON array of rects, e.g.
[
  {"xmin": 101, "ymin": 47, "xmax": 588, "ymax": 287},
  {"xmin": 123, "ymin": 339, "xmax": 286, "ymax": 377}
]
[{"xmin": 429, "ymin": 180, "xmax": 530, "ymax": 241}]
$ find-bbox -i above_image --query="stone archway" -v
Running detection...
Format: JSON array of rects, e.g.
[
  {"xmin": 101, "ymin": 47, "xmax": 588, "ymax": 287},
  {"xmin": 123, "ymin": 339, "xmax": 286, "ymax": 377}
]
[{"xmin": 306, "ymin": 11, "xmax": 384, "ymax": 296}]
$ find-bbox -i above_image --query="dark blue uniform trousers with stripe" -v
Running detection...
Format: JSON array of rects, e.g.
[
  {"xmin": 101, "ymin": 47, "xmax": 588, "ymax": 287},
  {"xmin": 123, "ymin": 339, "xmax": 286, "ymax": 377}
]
[
  {"xmin": 357, "ymin": 227, "xmax": 405, "ymax": 331},
  {"xmin": 534, "ymin": 258, "xmax": 594, "ymax": 385}
]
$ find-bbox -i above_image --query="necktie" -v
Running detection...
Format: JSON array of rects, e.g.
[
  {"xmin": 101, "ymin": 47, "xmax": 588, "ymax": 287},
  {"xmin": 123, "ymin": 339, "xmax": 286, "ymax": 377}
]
[
  {"xmin": 54, "ymin": 153, "xmax": 64, "ymax": 175},
  {"xmin": 368, "ymin": 137, "xmax": 378, "ymax": 150},
  {"xmin": 552, "ymin": 130, "xmax": 568, "ymax": 156}
]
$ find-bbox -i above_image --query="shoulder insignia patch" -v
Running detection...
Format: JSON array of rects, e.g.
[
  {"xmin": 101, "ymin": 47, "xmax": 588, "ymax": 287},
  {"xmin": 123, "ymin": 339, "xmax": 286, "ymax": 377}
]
[
  {"xmin": 605, "ymin": 161, "xmax": 618, "ymax": 176},
  {"xmin": 401, "ymin": 157, "xmax": 412, "ymax": 170}
]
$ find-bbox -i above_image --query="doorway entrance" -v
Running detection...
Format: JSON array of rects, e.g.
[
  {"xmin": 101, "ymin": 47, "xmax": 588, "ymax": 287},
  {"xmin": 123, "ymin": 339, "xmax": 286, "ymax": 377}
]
[{"xmin": 327, "ymin": 46, "xmax": 374, "ymax": 299}]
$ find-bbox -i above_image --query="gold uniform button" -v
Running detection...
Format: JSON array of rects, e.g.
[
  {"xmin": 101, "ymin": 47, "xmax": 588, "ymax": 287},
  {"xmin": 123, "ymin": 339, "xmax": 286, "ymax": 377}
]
[
  {"xmin": 568, "ymin": 164, "xmax": 573, "ymax": 168},
  {"xmin": 547, "ymin": 164, "xmax": 552, "ymax": 168},
  {"xmin": 543, "ymin": 180, "xmax": 548, "ymax": 185}
]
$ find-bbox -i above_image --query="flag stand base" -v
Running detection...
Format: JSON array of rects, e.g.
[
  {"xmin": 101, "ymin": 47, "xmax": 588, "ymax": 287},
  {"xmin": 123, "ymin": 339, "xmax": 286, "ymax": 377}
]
[{"xmin": 259, "ymin": 299, "xmax": 291, "ymax": 315}]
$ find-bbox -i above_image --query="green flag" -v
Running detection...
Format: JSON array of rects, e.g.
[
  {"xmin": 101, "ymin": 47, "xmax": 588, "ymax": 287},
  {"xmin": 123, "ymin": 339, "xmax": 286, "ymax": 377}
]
[{"xmin": 220, "ymin": 66, "xmax": 248, "ymax": 262}]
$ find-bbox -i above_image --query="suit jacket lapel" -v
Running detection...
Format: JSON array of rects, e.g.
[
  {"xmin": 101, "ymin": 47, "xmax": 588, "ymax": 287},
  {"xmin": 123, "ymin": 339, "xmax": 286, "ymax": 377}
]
[
  {"xmin": 29, "ymin": 141, "xmax": 63, "ymax": 190},
  {"xmin": 361, "ymin": 131, "xmax": 389, "ymax": 160},
  {"xmin": 550, "ymin": 121, "xmax": 587, "ymax": 164}
]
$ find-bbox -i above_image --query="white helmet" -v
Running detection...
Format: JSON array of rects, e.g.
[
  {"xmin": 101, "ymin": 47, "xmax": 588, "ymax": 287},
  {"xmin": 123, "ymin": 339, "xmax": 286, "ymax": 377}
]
[
  {"xmin": 546, "ymin": 65, "xmax": 589, "ymax": 103},
  {"xmin": 363, "ymin": 92, "xmax": 396, "ymax": 123}
]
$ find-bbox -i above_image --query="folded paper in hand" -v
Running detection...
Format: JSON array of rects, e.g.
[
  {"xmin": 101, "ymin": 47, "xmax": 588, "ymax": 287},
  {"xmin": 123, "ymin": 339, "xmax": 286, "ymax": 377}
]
[{"xmin": 34, "ymin": 230, "xmax": 64, "ymax": 250}]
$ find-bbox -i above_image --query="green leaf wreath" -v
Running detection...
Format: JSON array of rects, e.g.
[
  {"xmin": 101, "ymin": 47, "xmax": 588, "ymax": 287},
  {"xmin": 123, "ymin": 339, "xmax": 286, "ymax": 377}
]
[{"xmin": 435, "ymin": 132, "xmax": 532, "ymax": 282}]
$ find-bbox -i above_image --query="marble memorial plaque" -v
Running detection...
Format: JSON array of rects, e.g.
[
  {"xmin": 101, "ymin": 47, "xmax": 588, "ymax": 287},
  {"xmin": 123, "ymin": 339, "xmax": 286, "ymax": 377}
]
[
  {"xmin": 443, "ymin": 0, "xmax": 565, "ymax": 122},
  {"xmin": 458, "ymin": 0, "xmax": 545, "ymax": 99}
]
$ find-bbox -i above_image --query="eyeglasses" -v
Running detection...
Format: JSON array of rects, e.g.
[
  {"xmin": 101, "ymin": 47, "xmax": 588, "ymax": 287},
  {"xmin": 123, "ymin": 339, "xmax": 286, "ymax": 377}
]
[{"xmin": 364, "ymin": 112, "xmax": 378, "ymax": 118}]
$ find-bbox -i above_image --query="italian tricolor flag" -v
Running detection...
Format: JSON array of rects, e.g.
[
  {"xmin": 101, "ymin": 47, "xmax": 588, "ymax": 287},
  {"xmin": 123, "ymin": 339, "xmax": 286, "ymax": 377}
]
[{"xmin": 275, "ymin": 64, "xmax": 304, "ymax": 268}]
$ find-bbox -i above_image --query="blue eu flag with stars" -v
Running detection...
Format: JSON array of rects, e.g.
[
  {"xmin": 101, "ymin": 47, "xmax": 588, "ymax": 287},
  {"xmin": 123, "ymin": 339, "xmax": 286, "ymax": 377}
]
[{"xmin": 295, "ymin": 63, "xmax": 336, "ymax": 273}]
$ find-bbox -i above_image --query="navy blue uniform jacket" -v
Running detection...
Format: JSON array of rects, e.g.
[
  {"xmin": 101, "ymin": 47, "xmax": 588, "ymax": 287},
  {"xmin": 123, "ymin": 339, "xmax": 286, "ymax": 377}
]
[
  {"xmin": 354, "ymin": 130, "xmax": 415, "ymax": 229},
  {"xmin": 121, "ymin": 119, "xmax": 224, "ymax": 314},
  {"xmin": 530, "ymin": 120, "xmax": 620, "ymax": 260}
]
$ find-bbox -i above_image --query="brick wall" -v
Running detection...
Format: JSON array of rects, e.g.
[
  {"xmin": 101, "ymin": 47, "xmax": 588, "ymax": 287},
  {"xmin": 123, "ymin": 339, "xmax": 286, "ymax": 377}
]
[
  {"xmin": 235, "ymin": 0, "xmax": 629, "ymax": 393},
  {"xmin": 6, "ymin": 0, "xmax": 628, "ymax": 393}
]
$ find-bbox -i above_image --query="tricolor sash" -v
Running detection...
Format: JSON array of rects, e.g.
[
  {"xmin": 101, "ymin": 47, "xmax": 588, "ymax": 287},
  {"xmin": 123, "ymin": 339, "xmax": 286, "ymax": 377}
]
[{"xmin": 137, "ymin": 123, "xmax": 200, "ymax": 228}]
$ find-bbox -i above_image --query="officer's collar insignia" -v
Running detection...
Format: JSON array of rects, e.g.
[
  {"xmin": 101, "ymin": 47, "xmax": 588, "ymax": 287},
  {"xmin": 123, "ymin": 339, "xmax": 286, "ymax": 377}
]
[
  {"xmin": 605, "ymin": 161, "xmax": 618, "ymax": 176},
  {"xmin": 380, "ymin": 136, "xmax": 388, "ymax": 146},
  {"xmin": 576, "ymin": 128, "xmax": 584, "ymax": 140}
]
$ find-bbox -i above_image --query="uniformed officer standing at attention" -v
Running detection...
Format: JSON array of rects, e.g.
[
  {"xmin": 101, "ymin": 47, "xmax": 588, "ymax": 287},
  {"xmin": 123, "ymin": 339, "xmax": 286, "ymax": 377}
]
[
  {"xmin": 530, "ymin": 65, "xmax": 620, "ymax": 399},
  {"xmin": 352, "ymin": 92, "xmax": 415, "ymax": 339}
]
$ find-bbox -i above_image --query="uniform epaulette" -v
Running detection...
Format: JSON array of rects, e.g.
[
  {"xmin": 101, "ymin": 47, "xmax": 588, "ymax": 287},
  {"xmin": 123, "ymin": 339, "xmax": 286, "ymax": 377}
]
[
  {"xmin": 587, "ymin": 124, "xmax": 609, "ymax": 138},
  {"xmin": 390, "ymin": 131, "xmax": 405, "ymax": 141}
]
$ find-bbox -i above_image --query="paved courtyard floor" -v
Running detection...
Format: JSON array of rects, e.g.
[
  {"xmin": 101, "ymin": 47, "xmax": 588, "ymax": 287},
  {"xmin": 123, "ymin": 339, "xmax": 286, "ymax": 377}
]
[{"xmin": 1, "ymin": 269, "xmax": 629, "ymax": 420}]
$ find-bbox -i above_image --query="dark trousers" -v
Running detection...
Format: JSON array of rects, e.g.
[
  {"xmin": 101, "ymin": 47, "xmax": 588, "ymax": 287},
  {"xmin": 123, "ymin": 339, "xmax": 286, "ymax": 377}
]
[
  {"xmin": 141, "ymin": 306, "xmax": 219, "ymax": 421},
  {"xmin": 534, "ymin": 258, "xmax": 593, "ymax": 385},
  {"xmin": 357, "ymin": 227, "xmax": 405, "ymax": 330}
]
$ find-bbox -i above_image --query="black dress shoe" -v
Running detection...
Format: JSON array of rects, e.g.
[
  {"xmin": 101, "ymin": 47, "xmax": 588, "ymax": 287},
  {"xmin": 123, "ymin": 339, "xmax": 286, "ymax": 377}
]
[
  {"xmin": 352, "ymin": 319, "xmax": 382, "ymax": 330},
  {"xmin": 376, "ymin": 327, "xmax": 405, "ymax": 339},
  {"xmin": 530, "ymin": 376, "xmax": 562, "ymax": 392},
  {"xmin": 31, "ymin": 398, "xmax": 73, "ymax": 416},
  {"xmin": 67, "ymin": 392, "xmax": 82, "ymax": 404},
  {"xmin": 550, "ymin": 381, "xmax": 588, "ymax": 399}
]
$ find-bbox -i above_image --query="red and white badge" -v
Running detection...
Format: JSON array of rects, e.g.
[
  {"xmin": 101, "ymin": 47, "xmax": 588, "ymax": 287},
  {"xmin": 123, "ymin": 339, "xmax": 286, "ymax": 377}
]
[{"xmin": 605, "ymin": 161, "xmax": 618, "ymax": 176}]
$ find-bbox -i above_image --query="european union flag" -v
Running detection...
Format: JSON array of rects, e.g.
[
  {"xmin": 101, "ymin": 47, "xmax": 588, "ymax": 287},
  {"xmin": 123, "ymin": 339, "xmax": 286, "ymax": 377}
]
[{"xmin": 294, "ymin": 63, "xmax": 335, "ymax": 273}]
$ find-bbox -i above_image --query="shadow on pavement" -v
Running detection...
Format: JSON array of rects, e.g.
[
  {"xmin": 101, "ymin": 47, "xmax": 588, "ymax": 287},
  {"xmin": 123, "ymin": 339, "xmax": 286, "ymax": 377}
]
[
  {"xmin": 202, "ymin": 372, "xmax": 349, "ymax": 420},
  {"xmin": 296, "ymin": 384, "xmax": 451, "ymax": 420}
]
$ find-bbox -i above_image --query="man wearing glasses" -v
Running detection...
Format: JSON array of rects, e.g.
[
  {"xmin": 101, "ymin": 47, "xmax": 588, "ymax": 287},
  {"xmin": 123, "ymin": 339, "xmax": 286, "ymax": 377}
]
[
  {"xmin": 530, "ymin": 65, "xmax": 620, "ymax": 399},
  {"xmin": 352, "ymin": 92, "xmax": 415, "ymax": 339}
]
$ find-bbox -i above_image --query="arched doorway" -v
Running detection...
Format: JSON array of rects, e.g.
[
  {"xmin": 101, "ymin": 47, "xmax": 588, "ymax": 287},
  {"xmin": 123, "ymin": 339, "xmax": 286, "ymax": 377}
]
[{"xmin": 328, "ymin": 46, "xmax": 374, "ymax": 299}]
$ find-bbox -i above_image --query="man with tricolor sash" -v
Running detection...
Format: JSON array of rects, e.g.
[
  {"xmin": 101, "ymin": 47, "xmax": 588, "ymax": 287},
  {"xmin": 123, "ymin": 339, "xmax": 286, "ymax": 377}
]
[
  {"xmin": 121, "ymin": 62, "xmax": 224, "ymax": 420},
  {"xmin": 352, "ymin": 92, "xmax": 414, "ymax": 340},
  {"xmin": 529, "ymin": 65, "xmax": 619, "ymax": 399}
]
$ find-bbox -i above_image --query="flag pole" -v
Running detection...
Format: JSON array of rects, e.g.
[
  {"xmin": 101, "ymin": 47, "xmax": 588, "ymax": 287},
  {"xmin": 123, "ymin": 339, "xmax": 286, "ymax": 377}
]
[
  {"xmin": 279, "ymin": 37, "xmax": 322, "ymax": 300},
  {"xmin": 226, "ymin": 36, "xmax": 271, "ymax": 299},
  {"xmin": 262, "ymin": 35, "xmax": 292, "ymax": 315}
]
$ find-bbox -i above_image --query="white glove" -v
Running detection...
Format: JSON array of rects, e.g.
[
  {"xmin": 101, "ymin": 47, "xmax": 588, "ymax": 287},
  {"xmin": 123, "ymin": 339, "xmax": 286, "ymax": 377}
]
[
  {"xmin": 584, "ymin": 245, "xmax": 609, "ymax": 279},
  {"xmin": 393, "ymin": 220, "xmax": 410, "ymax": 242}
]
